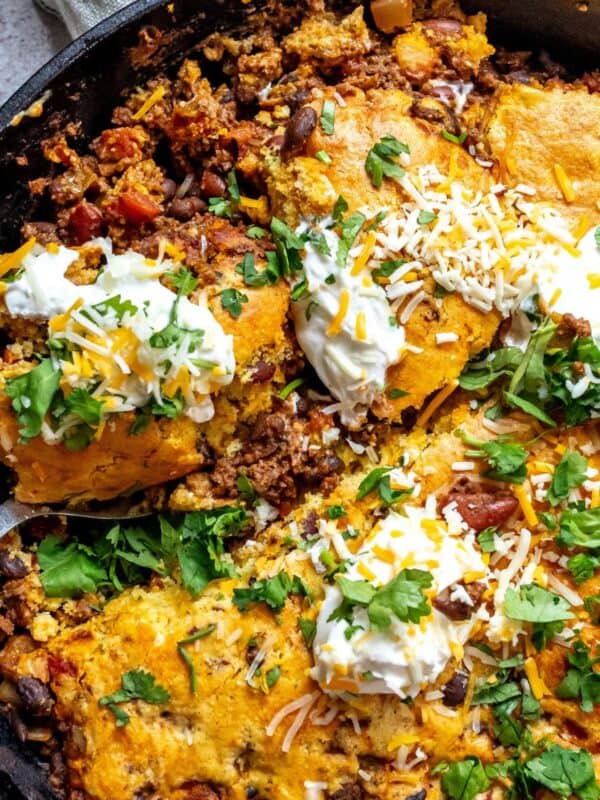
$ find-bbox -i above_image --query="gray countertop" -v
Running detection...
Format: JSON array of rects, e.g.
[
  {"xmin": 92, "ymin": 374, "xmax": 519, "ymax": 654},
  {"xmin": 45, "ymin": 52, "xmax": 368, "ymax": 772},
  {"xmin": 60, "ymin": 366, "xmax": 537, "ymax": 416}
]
[{"xmin": 0, "ymin": 0, "xmax": 70, "ymax": 106}]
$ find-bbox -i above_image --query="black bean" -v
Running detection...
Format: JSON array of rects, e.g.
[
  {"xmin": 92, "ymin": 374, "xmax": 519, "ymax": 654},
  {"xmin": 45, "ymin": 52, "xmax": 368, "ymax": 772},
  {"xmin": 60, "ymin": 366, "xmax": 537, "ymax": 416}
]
[
  {"xmin": 167, "ymin": 196, "xmax": 205, "ymax": 221},
  {"xmin": 329, "ymin": 785, "xmax": 363, "ymax": 800},
  {"xmin": 281, "ymin": 106, "xmax": 317, "ymax": 160},
  {"xmin": 442, "ymin": 672, "xmax": 468, "ymax": 706},
  {"xmin": 407, "ymin": 792, "xmax": 426, "ymax": 800},
  {"xmin": 8, "ymin": 708, "xmax": 28, "ymax": 743},
  {"xmin": 422, "ymin": 18, "xmax": 463, "ymax": 36},
  {"xmin": 0, "ymin": 551, "xmax": 27, "ymax": 580},
  {"xmin": 162, "ymin": 178, "xmax": 177, "ymax": 201},
  {"xmin": 16, "ymin": 677, "xmax": 54, "ymax": 716}
]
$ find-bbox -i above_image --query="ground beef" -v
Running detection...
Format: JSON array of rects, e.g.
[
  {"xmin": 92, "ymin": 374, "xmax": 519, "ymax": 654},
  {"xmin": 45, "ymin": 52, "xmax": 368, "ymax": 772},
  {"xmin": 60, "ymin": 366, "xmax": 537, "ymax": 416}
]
[{"xmin": 211, "ymin": 409, "xmax": 343, "ymax": 506}]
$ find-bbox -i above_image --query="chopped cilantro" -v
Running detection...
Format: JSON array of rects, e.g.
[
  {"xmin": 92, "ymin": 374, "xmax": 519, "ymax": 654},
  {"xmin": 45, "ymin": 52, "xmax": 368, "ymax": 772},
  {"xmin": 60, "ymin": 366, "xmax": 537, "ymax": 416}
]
[
  {"xmin": 232, "ymin": 571, "xmax": 309, "ymax": 612},
  {"xmin": 246, "ymin": 225, "xmax": 266, "ymax": 239},
  {"xmin": 356, "ymin": 466, "xmax": 411, "ymax": 505},
  {"xmin": 332, "ymin": 195, "xmax": 349, "ymax": 221},
  {"xmin": 37, "ymin": 507, "xmax": 249, "ymax": 599},
  {"xmin": 4, "ymin": 359, "xmax": 60, "ymax": 440},
  {"xmin": 265, "ymin": 666, "xmax": 281, "ymax": 689},
  {"xmin": 547, "ymin": 450, "xmax": 588, "ymax": 506},
  {"xmin": 417, "ymin": 209, "xmax": 437, "ymax": 225},
  {"xmin": 388, "ymin": 387, "xmax": 408, "ymax": 399},
  {"xmin": 236, "ymin": 252, "xmax": 279, "ymax": 288},
  {"xmin": 365, "ymin": 135, "xmax": 409, "ymax": 188},
  {"xmin": 99, "ymin": 669, "xmax": 170, "ymax": 727},
  {"xmin": 568, "ymin": 553, "xmax": 600, "ymax": 584},
  {"xmin": 226, "ymin": 169, "xmax": 240, "ymax": 202},
  {"xmin": 278, "ymin": 377, "xmax": 304, "ymax": 400},
  {"xmin": 63, "ymin": 388, "xmax": 104, "ymax": 426},
  {"xmin": 235, "ymin": 473, "xmax": 256, "ymax": 502},
  {"xmin": 177, "ymin": 624, "xmax": 216, "ymax": 694},
  {"xmin": 271, "ymin": 217, "xmax": 305, "ymax": 277},
  {"xmin": 439, "ymin": 757, "xmax": 490, "ymax": 800},
  {"xmin": 290, "ymin": 277, "xmax": 309, "ymax": 301},
  {"xmin": 372, "ymin": 258, "xmax": 407, "ymax": 282},
  {"xmin": 504, "ymin": 583, "xmax": 574, "ymax": 651},
  {"xmin": 523, "ymin": 744, "xmax": 599, "ymax": 799},
  {"xmin": 298, "ymin": 618, "xmax": 316, "ymax": 647},
  {"xmin": 325, "ymin": 273, "xmax": 336, "ymax": 285},
  {"xmin": 91, "ymin": 294, "xmax": 138, "ymax": 320},
  {"xmin": 584, "ymin": 593, "xmax": 600, "ymax": 623},
  {"xmin": 320, "ymin": 99, "xmax": 336, "ymax": 135},
  {"xmin": 330, "ymin": 569, "xmax": 432, "ymax": 631},
  {"xmin": 555, "ymin": 638, "xmax": 600, "ymax": 712},
  {"xmin": 557, "ymin": 507, "xmax": 600, "ymax": 550},
  {"xmin": 170, "ymin": 266, "xmax": 198, "ymax": 297},
  {"xmin": 459, "ymin": 317, "xmax": 600, "ymax": 427},
  {"xmin": 440, "ymin": 130, "xmax": 467, "ymax": 145},
  {"xmin": 208, "ymin": 196, "xmax": 233, "ymax": 218},
  {"xmin": 327, "ymin": 504, "xmax": 346, "ymax": 519},
  {"xmin": 462, "ymin": 432, "xmax": 528, "ymax": 484},
  {"xmin": 315, "ymin": 150, "xmax": 332, "ymax": 164},
  {"xmin": 336, "ymin": 212, "xmax": 366, "ymax": 267},
  {"xmin": 477, "ymin": 526, "xmax": 499, "ymax": 553},
  {"xmin": 220, "ymin": 288, "xmax": 248, "ymax": 319}
]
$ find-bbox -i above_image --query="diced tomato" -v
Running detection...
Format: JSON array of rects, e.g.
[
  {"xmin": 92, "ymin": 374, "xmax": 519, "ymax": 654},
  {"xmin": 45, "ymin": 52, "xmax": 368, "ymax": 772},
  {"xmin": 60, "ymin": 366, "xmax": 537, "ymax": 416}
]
[
  {"xmin": 68, "ymin": 201, "xmax": 104, "ymax": 244},
  {"xmin": 117, "ymin": 190, "xmax": 161, "ymax": 224}
]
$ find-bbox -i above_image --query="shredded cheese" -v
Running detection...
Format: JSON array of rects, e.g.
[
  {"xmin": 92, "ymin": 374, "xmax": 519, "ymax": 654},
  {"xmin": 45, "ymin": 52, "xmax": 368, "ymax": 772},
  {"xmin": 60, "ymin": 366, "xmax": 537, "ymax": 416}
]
[
  {"xmin": 132, "ymin": 85, "xmax": 166, "ymax": 120},
  {"xmin": 553, "ymin": 163, "xmax": 575, "ymax": 203},
  {"xmin": 416, "ymin": 380, "xmax": 459, "ymax": 427}
]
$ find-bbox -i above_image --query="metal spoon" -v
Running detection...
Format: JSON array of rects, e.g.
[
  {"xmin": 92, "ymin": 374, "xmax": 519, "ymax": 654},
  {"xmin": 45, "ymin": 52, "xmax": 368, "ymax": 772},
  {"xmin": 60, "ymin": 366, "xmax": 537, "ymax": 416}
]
[{"xmin": 0, "ymin": 497, "xmax": 154, "ymax": 539}]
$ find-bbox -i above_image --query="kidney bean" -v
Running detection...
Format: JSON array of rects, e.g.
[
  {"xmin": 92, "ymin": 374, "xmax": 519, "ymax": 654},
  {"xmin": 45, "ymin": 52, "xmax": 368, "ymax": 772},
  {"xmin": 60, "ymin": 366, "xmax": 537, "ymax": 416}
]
[
  {"xmin": 201, "ymin": 170, "xmax": 227, "ymax": 198},
  {"xmin": 281, "ymin": 106, "xmax": 317, "ymax": 160},
  {"xmin": 67, "ymin": 201, "xmax": 104, "ymax": 244},
  {"xmin": 16, "ymin": 677, "xmax": 54, "ymax": 716},
  {"xmin": 442, "ymin": 672, "xmax": 468, "ymax": 706},
  {"xmin": 252, "ymin": 361, "xmax": 276, "ymax": 383},
  {"xmin": 450, "ymin": 490, "xmax": 518, "ymax": 532},
  {"xmin": 0, "ymin": 551, "xmax": 27, "ymax": 580}
]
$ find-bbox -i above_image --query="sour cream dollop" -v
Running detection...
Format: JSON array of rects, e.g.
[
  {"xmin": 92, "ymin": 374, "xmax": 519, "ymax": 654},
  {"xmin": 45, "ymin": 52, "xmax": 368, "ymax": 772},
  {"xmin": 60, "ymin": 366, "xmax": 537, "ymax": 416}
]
[
  {"xmin": 5, "ymin": 239, "xmax": 234, "ymax": 437},
  {"xmin": 292, "ymin": 224, "xmax": 406, "ymax": 427},
  {"xmin": 537, "ymin": 226, "xmax": 600, "ymax": 337},
  {"xmin": 312, "ymin": 501, "xmax": 489, "ymax": 697}
]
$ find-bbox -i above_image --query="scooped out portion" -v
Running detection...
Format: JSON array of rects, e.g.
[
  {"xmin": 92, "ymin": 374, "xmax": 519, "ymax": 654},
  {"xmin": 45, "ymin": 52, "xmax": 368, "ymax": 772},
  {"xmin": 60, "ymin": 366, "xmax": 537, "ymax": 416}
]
[{"xmin": 0, "ymin": 233, "xmax": 292, "ymax": 503}]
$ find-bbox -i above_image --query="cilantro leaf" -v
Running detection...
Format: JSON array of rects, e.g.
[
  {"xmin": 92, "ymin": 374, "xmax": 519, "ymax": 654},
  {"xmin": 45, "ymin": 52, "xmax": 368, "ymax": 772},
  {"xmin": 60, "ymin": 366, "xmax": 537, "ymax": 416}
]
[
  {"xmin": 463, "ymin": 433, "xmax": 528, "ymax": 484},
  {"xmin": 584, "ymin": 593, "xmax": 600, "ymax": 623},
  {"xmin": 64, "ymin": 388, "xmax": 104, "ymax": 426},
  {"xmin": 372, "ymin": 258, "xmax": 407, "ymax": 282},
  {"xmin": 4, "ymin": 359, "xmax": 60, "ymax": 440},
  {"xmin": 320, "ymin": 99, "xmax": 336, "ymax": 135},
  {"xmin": 332, "ymin": 195, "xmax": 349, "ymax": 221},
  {"xmin": 37, "ymin": 507, "xmax": 249, "ymax": 599},
  {"xmin": 246, "ymin": 225, "xmax": 266, "ymax": 239},
  {"xmin": 336, "ymin": 212, "xmax": 366, "ymax": 267},
  {"xmin": 472, "ymin": 681, "xmax": 522, "ymax": 706},
  {"xmin": 524, "ymin": 745, "xmax": 599, "ymax": 799},
  {"xmin": 91, "ymin": 294, "xmax": 138, "ymax": 321},
  {"xmin": 37, "ymin": 535, "xmax": 107, "ymax": 597},
  {"xmin": 220, "ymin": 288, "xmax": 248, "ymax": 318},
  {"xmin": 298, "ymin": 618, "xmax": 316, "ymax": 647},
  {"xmin": 576, "ymin": 555, "xmax": 599, "ymax": 590},
  {"xmin": 504, "ymin": 583, "xmax": 574, "ymax": 651},
  {"xmin": 356, "ymin": 467, "xmax": 411, "ymax": 505},
  {"xmin": 547, "ymin": 451, "xmax": 588, "ymax": 506},
  {"xmin": 236, "ymin": 252, "xmax": 278, "ymax": 288},
  {"xmin": 99, "ymin": 668, "xmax": 170, "ymax": 726},
  {"xmin": 233, "ymin": 571, "xmax": 309, "ymax": 612},
  {"xmin": 208, "ymin": 197, "xmax": 233, "ymax": 218},
  {"xmin": 558, "ymin": 507, "xmax": 600, "ymax": 550},
  {"xmin": 555, "ymin": 638, "xmax": 600, "ymax": 712},
  {"xmin": 170, "ymin": 266, "xmax": 198, "ymax": 297},
  {"xmin": 332, "ymin": 569, "xmax": 432, "ymax": 631},
  {"xmin": 365, "ymin": 135, "xmax": 409, "ymax": 188},
  {"xmin": 417, "ymin": 209, "xmax": 437, "ymax": 225},
  {"xmin": 477, "ymin": 526, "xmax": 499, "ymax": 553},
  {"xmin": 440, "ymin": 757, "xmax": 490, "ymax": 800}
]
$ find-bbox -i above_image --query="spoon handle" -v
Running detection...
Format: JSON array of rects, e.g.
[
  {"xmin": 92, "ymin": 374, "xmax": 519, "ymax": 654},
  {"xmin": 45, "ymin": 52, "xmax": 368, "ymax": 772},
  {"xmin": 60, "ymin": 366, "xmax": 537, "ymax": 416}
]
[{"xmin": 0, "ymin": 499, "xmax": 45, "ymax": 539}]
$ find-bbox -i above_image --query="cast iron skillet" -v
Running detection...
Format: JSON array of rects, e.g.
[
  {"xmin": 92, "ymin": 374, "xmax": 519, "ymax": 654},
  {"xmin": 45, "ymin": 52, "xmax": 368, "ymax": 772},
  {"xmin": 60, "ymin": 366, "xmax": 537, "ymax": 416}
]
[{"xmin": 0, "ymin": 0, "xmax": 598, "ymax": 796}]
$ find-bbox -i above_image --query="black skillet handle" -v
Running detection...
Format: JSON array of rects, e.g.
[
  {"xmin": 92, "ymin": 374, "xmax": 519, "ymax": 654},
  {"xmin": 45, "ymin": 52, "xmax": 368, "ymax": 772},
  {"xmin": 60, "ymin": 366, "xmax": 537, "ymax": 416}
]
[
  {"xmin": 463, "ymin": 0, "xmax": 600, "ymax": 59},
  {"xmin": 0, "ymin": 716, "xmax": 58, "ymax": 800}
]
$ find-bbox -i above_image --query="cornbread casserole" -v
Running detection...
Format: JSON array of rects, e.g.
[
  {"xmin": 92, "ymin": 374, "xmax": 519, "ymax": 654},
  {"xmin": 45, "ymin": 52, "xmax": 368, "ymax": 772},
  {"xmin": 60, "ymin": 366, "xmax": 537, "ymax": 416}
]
[{"xmin": 1, "ymin": 2, "xmax": 600, "ymax": 799}]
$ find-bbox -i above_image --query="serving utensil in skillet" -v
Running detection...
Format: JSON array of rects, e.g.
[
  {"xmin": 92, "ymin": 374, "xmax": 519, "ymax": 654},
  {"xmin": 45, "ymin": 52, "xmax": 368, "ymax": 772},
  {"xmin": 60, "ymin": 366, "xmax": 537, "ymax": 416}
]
[{"xmin": 0, "ymin": 497, "xmax": 154, "ymax": 540}]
